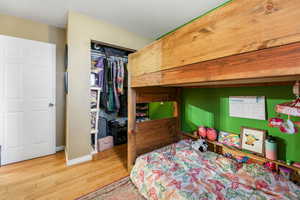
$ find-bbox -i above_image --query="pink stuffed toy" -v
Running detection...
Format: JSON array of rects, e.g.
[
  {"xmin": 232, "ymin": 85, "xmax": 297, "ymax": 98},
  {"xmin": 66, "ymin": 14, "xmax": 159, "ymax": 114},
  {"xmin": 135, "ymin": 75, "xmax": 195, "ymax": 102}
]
[
  {"xmin": 198, "ymin": 126, "xmax": 207, "ymax": 138},
  {"xmin": 280, "ymin": 119, "xmax": 297, "ymax": 134},
  {"xmin": 207, "ymin": 128, "xmax": 218, "ymax": 141},
  {"xmin": 268, "ymin": 118, "xmax": 284, "ymax": 127}
]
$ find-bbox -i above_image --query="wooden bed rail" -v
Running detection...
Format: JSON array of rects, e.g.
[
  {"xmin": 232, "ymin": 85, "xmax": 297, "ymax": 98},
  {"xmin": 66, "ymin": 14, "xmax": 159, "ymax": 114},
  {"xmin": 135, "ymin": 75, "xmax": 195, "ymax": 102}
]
[
  {"xmin": 135, "ymin": 118, "xmax": 178, "ymax": 155},
  {"xmin": 127, "ymin": 87, "xmax": 181, "ymax": 170},
  {"xmin": 135, "ymin": 87, "xmax": 178, "ymax": 103},
  {"xmin": 131, "ymin": 42, "xmax": 300, "ymax": 87},
  {"xmin": 128, "ymin": 0, "xmax": 300, "ymax": 80},
  {"xmin": 127, "ymin": 0, "xmax": 300, "ymax": 88}
]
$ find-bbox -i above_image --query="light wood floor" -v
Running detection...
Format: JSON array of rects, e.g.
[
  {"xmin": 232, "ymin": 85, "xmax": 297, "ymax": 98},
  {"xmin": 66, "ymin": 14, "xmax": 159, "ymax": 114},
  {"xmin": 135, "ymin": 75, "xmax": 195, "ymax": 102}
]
[{"xmin": 0, "ymin": 144, "xmax": 129, "ymax": 200}]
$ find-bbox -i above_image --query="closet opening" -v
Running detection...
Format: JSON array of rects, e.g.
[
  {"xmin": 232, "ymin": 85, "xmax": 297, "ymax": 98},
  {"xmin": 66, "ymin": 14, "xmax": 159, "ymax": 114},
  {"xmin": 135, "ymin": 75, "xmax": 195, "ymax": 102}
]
[{"xmin": 90, "ymin": 41, "xmax": 134, "ymax": 159}]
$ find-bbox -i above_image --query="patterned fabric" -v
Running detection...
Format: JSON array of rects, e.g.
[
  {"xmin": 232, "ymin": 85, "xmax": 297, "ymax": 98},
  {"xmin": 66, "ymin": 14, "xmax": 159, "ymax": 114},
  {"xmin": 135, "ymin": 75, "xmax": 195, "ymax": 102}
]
[
  {"xmin": 218, "ymin": 131, "xmax": 241, "ymax": 148},
  {"xmin": 131, "ymin": 140, "xmax": 300, "ymax": 200},
  {"xmin": 77, "ymin": 177, "xmax": 145, "ymax": 200}
]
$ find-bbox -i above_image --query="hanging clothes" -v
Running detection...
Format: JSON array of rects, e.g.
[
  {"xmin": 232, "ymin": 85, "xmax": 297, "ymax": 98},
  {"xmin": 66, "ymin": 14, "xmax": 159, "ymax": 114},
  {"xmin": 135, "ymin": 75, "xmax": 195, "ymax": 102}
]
[
  {"xmin": 117, "ymin": 59, "xmax": 125, "ymax": 94},
  {"xmin": 107, "ymin": 60, "xmax": 115, "ymax": 112},
  {"xmin": 99, "ymin": 57, "xmax": 127, "ymax": 113},
  {"xmin": 100, "ymin": 59, "xmax": 109, "ymax": 111},
  {"xmin": 92, "ymin": 45, "xmax": 128, "ymax": 114},
  {"xmin": 95, "ymin": 57, "xmax": 105, "ymax": 90},
  {"xmin": 118, "ymin": 63, "xmax": 128, "ymax": 117},
  {"xmin": 112, "ymin": 60, "xmax": 120, "ymax": 110}
]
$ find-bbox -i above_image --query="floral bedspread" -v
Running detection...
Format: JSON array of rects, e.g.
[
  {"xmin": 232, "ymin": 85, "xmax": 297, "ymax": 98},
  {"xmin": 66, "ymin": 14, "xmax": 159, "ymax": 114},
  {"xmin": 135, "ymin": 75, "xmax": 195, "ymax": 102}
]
[{"xmin": 130, "ymin": 140, "xmax": 300, "ymax": 200}]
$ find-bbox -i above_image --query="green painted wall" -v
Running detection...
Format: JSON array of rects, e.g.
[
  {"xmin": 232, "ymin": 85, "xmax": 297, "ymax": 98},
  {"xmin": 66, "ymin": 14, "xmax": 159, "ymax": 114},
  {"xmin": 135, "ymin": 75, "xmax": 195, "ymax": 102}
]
[
  {"xmin": 181, "ymin": 86, "xmax": 300, "ymax": 162},
  {"xmin": 149, "ymin": 102, "xmax": 174, "ymax": 120}
]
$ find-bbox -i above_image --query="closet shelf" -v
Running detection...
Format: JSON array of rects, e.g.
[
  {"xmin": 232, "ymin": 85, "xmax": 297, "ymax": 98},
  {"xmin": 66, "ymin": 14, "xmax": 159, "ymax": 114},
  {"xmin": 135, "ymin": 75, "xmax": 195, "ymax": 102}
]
[
  {"xmin": 91, "ymin": 130, "xmax": 98, "ymax": 134},
  {"xmin": 91, "ymin": 87, "xmax": 101, "ymax": 90}
]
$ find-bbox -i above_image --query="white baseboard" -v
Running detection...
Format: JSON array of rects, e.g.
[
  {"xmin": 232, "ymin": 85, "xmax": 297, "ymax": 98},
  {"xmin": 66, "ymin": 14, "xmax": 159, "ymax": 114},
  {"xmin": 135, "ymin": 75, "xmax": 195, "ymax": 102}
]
[
  {"xmin": 56, "ymin": 146, "xmax": 65, "ymax": 152},
  {"xmin": 66, "ymin": 154, "xmax": 92, "ymax": 166}
]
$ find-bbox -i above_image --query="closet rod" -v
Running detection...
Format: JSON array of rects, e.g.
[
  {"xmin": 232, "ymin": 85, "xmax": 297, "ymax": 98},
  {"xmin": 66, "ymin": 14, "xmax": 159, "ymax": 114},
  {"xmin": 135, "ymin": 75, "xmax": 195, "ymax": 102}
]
[
  {"xmin": 91, "ymin": 51, "xmax": 129, "ymax": 59},
  {"xmin": 91, "ymin": 40, "xmax": 136, "ymax": 53}
]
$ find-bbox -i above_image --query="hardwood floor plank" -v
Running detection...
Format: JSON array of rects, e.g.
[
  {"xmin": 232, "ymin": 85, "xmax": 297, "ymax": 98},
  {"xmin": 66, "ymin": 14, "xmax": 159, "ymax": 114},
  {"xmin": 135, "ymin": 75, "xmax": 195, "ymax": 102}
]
[{"xmin": 0, "ymin": 144, "xmax": 129, "ymax": 200}]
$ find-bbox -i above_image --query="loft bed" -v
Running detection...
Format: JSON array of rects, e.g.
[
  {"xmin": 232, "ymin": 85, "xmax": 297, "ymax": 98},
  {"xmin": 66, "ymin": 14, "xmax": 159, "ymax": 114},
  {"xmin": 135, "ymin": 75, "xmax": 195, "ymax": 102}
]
[
  {"xmin": 127, "ymin": 0, "xmax": 300, "ymax": 171},
  {"xmin": 127, "ymin": 1, "xmax": 300, "ymax": 198}
]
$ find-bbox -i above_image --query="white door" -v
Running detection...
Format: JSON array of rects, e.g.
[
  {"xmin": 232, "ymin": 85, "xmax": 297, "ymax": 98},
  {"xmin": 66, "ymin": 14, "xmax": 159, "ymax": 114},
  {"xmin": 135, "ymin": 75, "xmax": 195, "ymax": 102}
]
[{"xmin": 0, "ymin": 35, "xmax": 56, "ymax": 165}]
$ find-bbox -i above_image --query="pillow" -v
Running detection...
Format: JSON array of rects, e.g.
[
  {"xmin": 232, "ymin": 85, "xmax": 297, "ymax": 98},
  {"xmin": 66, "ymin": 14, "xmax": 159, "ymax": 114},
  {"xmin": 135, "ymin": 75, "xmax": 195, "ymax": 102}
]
[{"xmin": 218, "ymin": 131, "xmax": 241, "ymax": 148}]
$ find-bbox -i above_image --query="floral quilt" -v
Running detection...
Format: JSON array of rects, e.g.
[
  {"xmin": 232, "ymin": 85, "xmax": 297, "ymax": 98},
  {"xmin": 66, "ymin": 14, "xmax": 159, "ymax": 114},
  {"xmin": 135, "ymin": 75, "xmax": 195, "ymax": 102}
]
[{"xmin": 130, "ymin": 140, "xmax": 300, "ymax": 200}]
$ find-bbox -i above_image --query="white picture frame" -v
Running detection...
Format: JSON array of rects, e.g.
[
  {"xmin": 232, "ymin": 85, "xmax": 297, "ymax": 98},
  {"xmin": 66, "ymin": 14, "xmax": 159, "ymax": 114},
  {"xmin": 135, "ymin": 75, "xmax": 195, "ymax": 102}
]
[{"xmin": 241, "ymin": 127, "xmax": 266, "ymax": 156}]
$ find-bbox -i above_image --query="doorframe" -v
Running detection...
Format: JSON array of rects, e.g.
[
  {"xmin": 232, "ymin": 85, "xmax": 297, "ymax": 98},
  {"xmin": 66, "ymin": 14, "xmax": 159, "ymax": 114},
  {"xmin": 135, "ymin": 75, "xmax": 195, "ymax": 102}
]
[{"xmin": 49, "ymin": 42, "xmax": 57, "ymax": 155}]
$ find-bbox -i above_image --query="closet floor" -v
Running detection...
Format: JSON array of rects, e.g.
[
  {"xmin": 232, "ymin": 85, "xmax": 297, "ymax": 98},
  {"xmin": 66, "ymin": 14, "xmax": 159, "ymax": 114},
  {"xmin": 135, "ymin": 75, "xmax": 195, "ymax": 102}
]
[{"xmin": 0, "ymin": 144, "xmax": 128, "ymax": 200}]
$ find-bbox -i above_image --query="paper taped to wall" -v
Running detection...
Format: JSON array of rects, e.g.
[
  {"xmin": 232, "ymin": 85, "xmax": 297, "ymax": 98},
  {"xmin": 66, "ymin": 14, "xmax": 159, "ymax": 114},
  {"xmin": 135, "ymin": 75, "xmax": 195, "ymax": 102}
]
[{"xmin": 229, "ymin": 96, "xmax": 266, "ymax": 120}]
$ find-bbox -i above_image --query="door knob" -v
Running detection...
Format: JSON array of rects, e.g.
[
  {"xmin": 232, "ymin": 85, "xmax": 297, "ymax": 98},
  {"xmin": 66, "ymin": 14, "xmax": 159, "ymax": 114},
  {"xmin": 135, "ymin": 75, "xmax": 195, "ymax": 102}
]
[{"xmin": 49, "ymin": 103, "xmax": 55, "ymax": 107}]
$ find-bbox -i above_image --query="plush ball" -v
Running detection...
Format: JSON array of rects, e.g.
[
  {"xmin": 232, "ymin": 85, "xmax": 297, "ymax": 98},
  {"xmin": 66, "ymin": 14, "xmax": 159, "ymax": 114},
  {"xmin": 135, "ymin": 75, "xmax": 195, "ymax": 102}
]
[
  {"xmin": 207, "ymin": 128, "xmax": 218, "ymax": 141},
  {"xmin": 198, "ymin": 126, "xmax": 207, "ymax": 138}
]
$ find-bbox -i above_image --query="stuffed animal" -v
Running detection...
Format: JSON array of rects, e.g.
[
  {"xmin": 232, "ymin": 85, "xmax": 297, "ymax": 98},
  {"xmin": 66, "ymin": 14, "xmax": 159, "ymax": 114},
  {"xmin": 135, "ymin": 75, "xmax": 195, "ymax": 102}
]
[
  {"xmin": 280, "ymin": 119, "xmax": 297, "ymax": 134},
  {"xmin": 192, "ymin": 139, "xmax": 208, "ymax": 152},
  {"xmin": 268, "ymin": 117, "xmax": 284, "ymax": 127}
]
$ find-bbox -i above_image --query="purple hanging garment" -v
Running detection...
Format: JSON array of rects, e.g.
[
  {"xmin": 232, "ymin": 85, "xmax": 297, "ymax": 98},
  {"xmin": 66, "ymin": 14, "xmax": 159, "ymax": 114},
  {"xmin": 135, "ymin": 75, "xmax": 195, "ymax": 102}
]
[{"xmin": 96, "ymin": 57, "xmax": 105, "ymax": 89}]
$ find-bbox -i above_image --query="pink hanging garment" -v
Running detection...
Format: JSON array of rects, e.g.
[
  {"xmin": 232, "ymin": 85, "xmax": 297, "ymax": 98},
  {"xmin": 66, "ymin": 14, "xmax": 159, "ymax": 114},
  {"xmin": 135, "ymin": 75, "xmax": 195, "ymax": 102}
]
[{"xmin": 276, "ymin": 98, "xmax": 300, "ymax": 117}]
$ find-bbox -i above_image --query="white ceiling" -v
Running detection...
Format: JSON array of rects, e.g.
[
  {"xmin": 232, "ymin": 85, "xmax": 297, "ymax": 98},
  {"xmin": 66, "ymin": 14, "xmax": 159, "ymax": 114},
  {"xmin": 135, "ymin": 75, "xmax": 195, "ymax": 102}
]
[{"xmin": 0, "ymin": 0, "xmax": 230, "ymax": 39}]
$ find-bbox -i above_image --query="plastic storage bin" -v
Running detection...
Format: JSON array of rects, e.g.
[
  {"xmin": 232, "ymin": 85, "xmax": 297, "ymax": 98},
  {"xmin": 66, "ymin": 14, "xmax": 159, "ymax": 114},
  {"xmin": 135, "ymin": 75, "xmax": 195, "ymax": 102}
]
[{"xmin": 97, "ymin": 136, "xmax": 113, "ymax": 152}]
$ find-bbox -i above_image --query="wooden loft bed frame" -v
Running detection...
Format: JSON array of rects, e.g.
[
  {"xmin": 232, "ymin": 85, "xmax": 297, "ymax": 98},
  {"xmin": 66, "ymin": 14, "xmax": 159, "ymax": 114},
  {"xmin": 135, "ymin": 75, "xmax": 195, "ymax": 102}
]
[
  {"xmin": 127, "ymin": 87, "xmax": 181, "ymax": 170},
  {"xmin": 127, "ymin": 0, "xmax": 300, "ymax": 170}
]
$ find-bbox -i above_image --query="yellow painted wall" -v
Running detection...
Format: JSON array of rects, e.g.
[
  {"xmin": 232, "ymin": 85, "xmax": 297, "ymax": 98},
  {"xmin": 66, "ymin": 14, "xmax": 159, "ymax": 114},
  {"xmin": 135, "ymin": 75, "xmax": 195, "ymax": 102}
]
[
  {"xmin": 0, "ymin": 13, "xmax": 66, "ymax": 148},
  {"xmin": 66, "ymin": 11, "xmax": 152, "ymax": 160}
]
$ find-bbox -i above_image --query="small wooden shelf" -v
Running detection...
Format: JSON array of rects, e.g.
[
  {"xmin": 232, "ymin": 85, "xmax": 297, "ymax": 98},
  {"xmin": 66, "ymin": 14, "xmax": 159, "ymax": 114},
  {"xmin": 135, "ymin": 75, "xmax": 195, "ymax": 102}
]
[
  {"xmin": 136, "ymin": 103, "xmax": 150, "ymax": 122},
  {"xmin": 182, "ymin": 132, "xmax": 300, "ymax": 172}
]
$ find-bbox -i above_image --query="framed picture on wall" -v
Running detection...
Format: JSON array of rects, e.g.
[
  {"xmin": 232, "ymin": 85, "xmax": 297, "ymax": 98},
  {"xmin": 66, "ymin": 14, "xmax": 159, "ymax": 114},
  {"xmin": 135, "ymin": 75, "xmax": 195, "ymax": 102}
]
[{"xmin": 241, "ymin": 127, "xmax": 266, "ymax": 156}]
